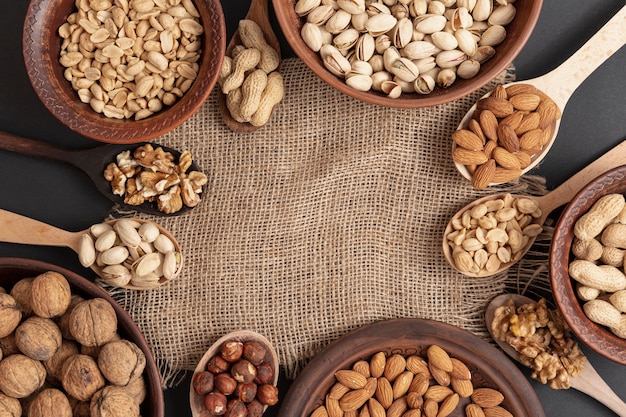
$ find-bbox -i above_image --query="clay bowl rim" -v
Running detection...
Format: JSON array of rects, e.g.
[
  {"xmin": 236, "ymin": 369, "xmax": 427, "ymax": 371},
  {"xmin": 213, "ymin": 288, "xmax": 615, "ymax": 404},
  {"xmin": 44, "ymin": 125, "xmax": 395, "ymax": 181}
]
[
  {"xmin": 272, "ymin": 0, "xmax": 543, "ymax": 108},
  {"xmin": 550, "ymin": 165, "xmax": 626, "ymax": 365},
  {"xmin": 277, "ymin": 318, "xmax": 545, "ymax": 417},
  {"xmin": 22, "ymin": 0, "xmax": 226, "ymax": 144},
  {"xmin": 0, "ymin": 257, "xmax": 165, "ymax": 417}
]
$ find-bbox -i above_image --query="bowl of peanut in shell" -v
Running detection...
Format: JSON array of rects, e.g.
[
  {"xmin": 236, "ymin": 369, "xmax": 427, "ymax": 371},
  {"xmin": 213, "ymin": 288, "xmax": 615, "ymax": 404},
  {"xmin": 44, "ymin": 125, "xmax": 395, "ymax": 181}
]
[
  {"xmin": 273, "ymin": 0, "xmax": 543, "ymax": 108},
  {"xmin": 22, "ymin": 0, "xmax": 226, "ymax": 143}
]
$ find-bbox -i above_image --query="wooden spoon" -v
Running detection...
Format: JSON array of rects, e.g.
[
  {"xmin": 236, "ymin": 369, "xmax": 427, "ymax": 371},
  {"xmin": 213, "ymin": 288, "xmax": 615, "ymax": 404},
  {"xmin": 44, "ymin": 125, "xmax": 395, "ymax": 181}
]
[
  {"xmin": 486, "ymin": 293, "xmax": 626, "ymax": 416},
  {"xmin": 0, "ymin": 208, "xmax": 183, "ymax": 290},
  {"xmin": 443, "ymin": 139, "xmax": 626, "ymax": 277},
  {"xmin": 217, "ymin": 0, "xmax": 281, "ymax": 132},
  {"xmin": 454, "ymin": 5, "xmax": 626, "ymax": 184},
  {"xmin": 0, "ymin": 130, "xmax": 206, "ymax": 216}
]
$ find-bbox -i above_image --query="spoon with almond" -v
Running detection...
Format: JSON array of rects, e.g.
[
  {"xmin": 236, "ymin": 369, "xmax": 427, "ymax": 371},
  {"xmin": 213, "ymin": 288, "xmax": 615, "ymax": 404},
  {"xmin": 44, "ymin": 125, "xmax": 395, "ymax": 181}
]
[{"xmin": 453, "ymin": 5, "xmax": 626, "ymax": 188}]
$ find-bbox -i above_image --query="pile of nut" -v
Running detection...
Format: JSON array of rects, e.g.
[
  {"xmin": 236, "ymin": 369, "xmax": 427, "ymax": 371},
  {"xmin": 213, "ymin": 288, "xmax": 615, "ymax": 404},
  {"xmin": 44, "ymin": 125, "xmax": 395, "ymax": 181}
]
[
  {"xmin": 445, "ymin": 193, "xmax": 543, "ymax": 276},
  {"xmin": 58, "ymin": 0, "xmax": 204, "ymax": 120},
  {"xmin": 309, "ymin": 344, "xmax": 512, "ymax": 417},
  {"xmin": 296, "ymin": 0, "xmax": 517, "ymax": 97},
  {"xmin": 219, "ymin": 20, "xmax": 284, "ymax": 127},
  {"xmin": 192, "ymin": 339, "xmax": 279, "ymax": 416},
  {"xmin": 490, "ymin": 297, "xmax": 587, "ymax": 389},
  {"xmin": 0, "ymin": 271, "xmax": 148, "ymax": 417},
  {"xmin": 78, "ymin": 218, "xmax": 183, "ymax": 288},
  {"xmin": 568, "ymin": 193, "xmax": 626, "ymax": 339},
  {"xmin": 104, "ymin": 144, "xmax": 208, "ymax": 214},
  {"xmin": 453, "ymin": 83, "xmax": 562, "ymax": 189}
]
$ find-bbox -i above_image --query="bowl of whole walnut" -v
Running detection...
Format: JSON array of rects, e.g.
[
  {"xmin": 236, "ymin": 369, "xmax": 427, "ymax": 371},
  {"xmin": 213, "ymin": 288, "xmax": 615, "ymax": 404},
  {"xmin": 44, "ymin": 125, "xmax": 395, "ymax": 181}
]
[
  {"xmin": 550, "ymin": 165, "xmax": 626, "ymax": 365},
  {"xmin": 273, "ymin": 0, "xmax": 542, "ymax": 108},
  {"xmin": 0, "ymin": 257, "xmax": 164, "ymax": 417},
  {"xmin": 22, "ymin": 0, "xmax": 226, "ymax": 143}
]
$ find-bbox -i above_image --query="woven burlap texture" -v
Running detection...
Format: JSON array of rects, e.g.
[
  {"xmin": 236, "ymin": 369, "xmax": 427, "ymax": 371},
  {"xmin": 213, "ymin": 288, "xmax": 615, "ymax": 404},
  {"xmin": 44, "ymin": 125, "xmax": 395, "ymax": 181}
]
[{"xmin": 107, "ymin": 58, "xmax": 553, "ymax": 387}]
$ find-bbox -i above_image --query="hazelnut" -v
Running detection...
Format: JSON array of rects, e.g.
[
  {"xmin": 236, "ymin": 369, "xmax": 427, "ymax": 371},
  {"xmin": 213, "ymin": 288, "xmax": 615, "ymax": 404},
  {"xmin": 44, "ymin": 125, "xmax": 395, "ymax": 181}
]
[
  {"xmin": 214, "ymin": 372, "xmax": 238, "ymax": 395},
  {"xmin": 254, "ymin": 362, "xmax": 274, "ymax": 385},
  {"xmin": 236, "ymin": 382, "xmax": 257, "ymax": 403},
  {"xmin": 247, "ymin": 400, "xmax": 264, "ymax": 417},
  {"xmin": 242, "ymin": 341, "xmax": 266, "ymax": 366},
  {"xmin": 193, "ymin": 371, "xmax": 215, "ymax": 396},
  {"xmin": 221, "ymin": 340, "xmax": 244, "ymax": 363},
  {"xmin": 256, "ymin": 384, "xmax": 279, "ymax": 406},
  {"xmin": 204, "ymin": 392, "xmax": 228, "ymax": 416},
  {"xmin": 225, "ymin": 399, "xmax": 248, "ymax": 417},
  {"xmin": 231, "ymin": 360, "xmax": 256, "ymax": 384},
  {"xmin": 207, "ymin": 354, "xmax": 231, "ymax": 374}
]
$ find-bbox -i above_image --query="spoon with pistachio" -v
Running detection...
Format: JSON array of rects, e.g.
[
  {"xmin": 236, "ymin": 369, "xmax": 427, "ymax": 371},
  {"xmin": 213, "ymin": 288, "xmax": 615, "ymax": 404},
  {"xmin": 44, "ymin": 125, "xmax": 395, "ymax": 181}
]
[
  {"xmin": 0, "ymin": 209, "xmax": 183, "ymax": 290},
  {"xmin": 443, "ymin": 139, "xmax": 626, "ymax": 277},
  {"xmin": 486, "ymin": 293, "xmax": 626, "ymax": 416},
  {"xmin": 0, "ymin": 130, "xmax": 207, "ymax": 216},
  {"xmin": 453, "ymin": 5, "xmax": 626, "ymax": 187},
  {"xmin": 217, "ymin": 0, "xmax": 282, "ymax": 132}
]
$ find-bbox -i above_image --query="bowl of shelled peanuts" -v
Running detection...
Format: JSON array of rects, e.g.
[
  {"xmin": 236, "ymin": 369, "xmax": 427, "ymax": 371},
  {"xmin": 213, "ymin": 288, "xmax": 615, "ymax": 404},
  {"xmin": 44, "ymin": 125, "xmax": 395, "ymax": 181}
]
[
  {"xmin": 0, "ymin": 257, "xmax": 164, "ymax": 417},
  {"xmin": 22, "ymin": 0, "xmax": 226, "ymax": 143},
  {"xmin": 550, "ymin": 165, "xmax": 626, "ymax": 365},
  {"xmin": 272, "ymin": 0, "xmax": 542, "ymax": 108}
]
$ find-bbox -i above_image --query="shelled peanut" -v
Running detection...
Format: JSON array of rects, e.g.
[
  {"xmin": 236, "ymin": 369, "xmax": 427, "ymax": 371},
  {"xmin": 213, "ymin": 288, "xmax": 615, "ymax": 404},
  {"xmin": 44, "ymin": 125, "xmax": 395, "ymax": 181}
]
[
  {"xmin": 452, "ymin": 83, "xmax": 562, "ymax": 189},
  {"xmin": 219, "ymin": 20, "xmax": 284, "ymax": 127},
  {"xmin": 309, "ymin": 345, "xmax": 513, "ymax": 417},
  {"xmin": 568, "ymin": 193, "xmax": 626, "ymax": 338}
]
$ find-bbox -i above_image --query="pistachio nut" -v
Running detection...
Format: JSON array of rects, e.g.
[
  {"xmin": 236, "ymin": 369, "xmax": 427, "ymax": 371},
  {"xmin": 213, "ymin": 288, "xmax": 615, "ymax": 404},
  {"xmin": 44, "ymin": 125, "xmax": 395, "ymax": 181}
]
[
  {"xmin": 489, "ymin": 4, "xmax": 516, "ymax": 26},
  {"xmin": 130, "ymin": 272, "xmax": 160, "ymax": 288},
  {"xmin": 414, "ymin": 14, "xmax": 447, "ymax": 34},
  {"xmin": 100, "ymin": 245, "xmax": 130, "ymax": 265},
  {"xmin": 435, "ymin": 49, "xmax": 467, "ymax": 68},
  {"xmin": 365, "ymin": 13, "xmax": 398, "ymax": 36},
  {"xmin": 355, "ymin": 33, "xmax": 375, "ymax": 61},
  {"xmin": 295, "ymin": 0, "xmax": 322, "ymax": 16},
  {"xmin": 380, "ymin": 80, "xmax": 402, "ymax": 98},
  {"xmin": 95, "ymin": 229, "xmax": 118, "ymax": 252},
  {"xmin": 430, "ymin": 31, "xmax": 457, "ymax": 50},
  {"xmin": 114, "ymin": 219, "xmax": 142, "ymax": 248},
  {"xmin": 348, "ymin": 60, "xmax": 373, "ymax": 76},
  {"xmin": 366, "ymin": 2, "xmax": 391, "ymax": 16},
  {"xmin": 455, "ymin": 28, "xmax": 477, "ymax": 56},
  {"xmin": 301, "ymin": 24, "xmax": 323, "ymax": 52},
  {"xmin": 382, "ymin": 46, "xmax": 401, "ymax": 72},
  {"xmin": 427, "ymin": 1, "xmax": 446, "ymax": 15},
  {"xmin": 472, "ymin": 45, "xmax": 495, "ymax": 63},
  {"xmin": 392, "ymin": 17, "xmax": 413, "ymax": 48},
  {"xmin": 89, "ymin": 222, "xmax": 113, "ymax": 238},
  {"xmin": 375, "ymin": 34, "xmax": 392, "ymax": 54},
  {"xmin": 467, "ymin": 20, "xmax": 489, "ymax": 37},
  {"xmin": 456, "ymin": 0, "xmax": 476, "ymax": 12},
  {"xmin": 138, "ymin": 221, "xmax": 160, "ymax": 243},
  {"xmin": 325, "ymin": 9, "xmax": 352, "ymax": 34},
  {"xmin": 78, "ymin": 233, "xmax": 97, "ymax": 267},
  {"xmin": 337, "ymin": 0, "xmax": 365, "ymax": 14},
  {"xmin": 413, "ymin": 56, "xmax": 436, "ymax": 73},
  {"xmin": 414, "ymin": 74, "xmax": 435, "ymax": 94},
  {"xmin": 132, "ymin": 252, "xmax": 161, "ymax": 277},
  {"xmin": 307, "ymin": 4, "xmax": 335, "ymax": 25},
  {"xmin": 351, "ymin": 12, "xmax": 369, "ymax": 32},
  {"xmin": 402, "ymin": 40, "xmax": 439, "ymax": 59},
  {"xmin": 457, "ymin": 58, "xmax": 480, "ymax": 79},
  {"xmin": 436, "ymin": 67, "xmax": 456, "ymax": 87},
  {"xmin": 472, "ymin": 0, "xmax": 492, "ymax": 21},
  {"xmin": 409, "ymin": 0, "xmax": 427, "ymax": 17},
  {"xmin": 451, "ymin": 6, "xmax": 473, "ymax": 30},
  {"xmin": 321, "ymin": 44, "xmax": 351, "ymax": 77},
  {"xmin": 101, "ymin": 264, "xmax": 132, "ymax": 286},
  {"xmin": 479, "ymin": 25, "xmax": 506, "ymax": 46},
  {"xmin": 371, "ymin": 70, "xmax": 392, "ymax": 91},
  {"xmin": 153, "ymin": 233, "xmax": 175, "ymax": 253},
  {"xmin": 346, "ymin": 73, "xmax": 373, "ymax": 91},
  {"xmin": 394, "ymin": 76, "xmax": 415, "ymax": 93},
  {"xmin": 162, "ymin": 251, "xmax": 182, "ymax": 280},
  {"xmin": 333, "ymin": 28, "xmax": 360, "ymax": 51},
  {"xmin": 391, "ymin": 3, "xmax": 409, "ymax": 19}
]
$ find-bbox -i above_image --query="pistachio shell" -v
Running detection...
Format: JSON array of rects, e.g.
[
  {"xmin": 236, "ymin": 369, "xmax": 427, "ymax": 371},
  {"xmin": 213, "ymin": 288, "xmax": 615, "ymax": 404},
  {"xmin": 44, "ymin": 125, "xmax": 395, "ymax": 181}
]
[
  {"xmin": 389, "ymin": 57, "xmax": 420, "ymax": 82},
  {"xmin": 413, "ymin": 56, "xmax": 436, "ymax": 73},
  {"xmin": 368, "ymin": 54, "xmax": 385, "ymax": 72},
  {"xmin": 295, "ymin": 0, "xmax": 322, "ymax": 16},
  {"xmin": 100, "ymin": 246, "xmax": 130, "ymax": 265},
  {"xmin": 333, "ymin": 28, "xmax": 359, "ymax": 51},
  {"xmin": 153, "ymin": 233, "xmax": 175, "ymax": 253},
  {"xmin": 138, "ymin": 222, "xmax": 160, "ymax": 243},
  {"xmin": 355, "ymin": 33, "xmax": 375, "ymax": 61},
  {"xmin": 78, "ymin": 234, "xmax": 97, "ymax": 267},
  {"xmin": 472, "ymin": 45, "xmax": 495, "ymax": 63},
  {"xmin": 351, "ymin": 11, "xmax": 369, "ymax": 31},
  {"xmin": 375, "ymin": 34, "xmax": 392, "ymax": 54},
  {"xmin": 409, "ymin": 0, "xmax": 427, "ymax": 16},
  {"xmin": 414, "ymin": 74, "xmax": 435, "ymax": 94},
  {"xmin": 479, "ymin": 25, "xmax": 506, "ymax": 46},
  {"xmin": 348, "ymin": 60, "xmax": 373, "ymax": 76},
  {"xmin": 380, "ymin": 80, "xmax": 402, "ymax": 98},
  {"xmin": 321, "ymin": 44, "xmax": 351, "ymax": 77},
  {"xmin": 456, "ymin": 0, "xmax": 476, "ymax": 12},
  {"xmin": 89, "ymin": 223, "xmax": 113, "ymax": 238},
  {"xmin": 366, "ymin": 2, "xmax": 391, "ymax": 16},
  {"xmin": 402, "ymin": 40, "xmax": 438, "ymax": 59},
  {"xmin": 306, "ymin": 4, "xmax": 334, "ymax": 25},
  {"xmin": 430, "ymin": 31, "xmax": 457, "ymax": 50},
  {"xmin": 371, "ymin": 71, "xmax": 392, "ymax": 91},
  {"xmin": 455, "ymin": 28, "xmax": 477, "ymax": 56},
  {"xmin": 114, "ymin": 219, "xmax": 141, "ymax": 248},
  {"xmin": 162, "ymin": 251, "xmax": 182, "ymax": 280},
  {"xmin": 346, "ymin": 73, "xmax": 373, "ymax": 91},
  {"xmin": 382, "ymin": 46, "xmax": 402, "ymax": 72},
  {"xmin": 451, "ymin": 6, "xmax": 473, "ymax": 29},
  {"xmin": 325, "ymin": 9, "xmax": 352, "ymax": 34},
  {"xmin": 435, "ymin": 49, "xmax": 467, "ymax": 68},
  {"xmin": 132, "ymin": 252, "xmax": 161, "ymax": 277},
  {"xmin": 101, "ymin": 264, "xmax": 132, "ymax": 286},
  {"xmin": 392, "ymin": 17, "xmax": 413, "ymax": 48},
  {"xmin": 337, "ymin": 0, "xmax": 365, "ymax": 14},
  {"xmin": 472, "ymin": 0, "xmax": 492, "ymax": 21},
  {"xmin": 489, "ymin": 4, "xmax": 516, "ymax": 26},
  {"xmin": 365, "ymin": 13, "xmax": 398, "ymax": 36},
  {"xmin": 457, "ymin": 58, "xmax": 480, "ymax": 79},
  {"xmin": 414, "ymin": 14, "xmax": 447, "ymax": 34},
  {"xmin": 436, "ymin": 67, "xmax": 456, "ymax": 87},
  {"xmin": 130, "ymin": 272, "xmax": 160, "ymax": 288},
  {"xmin": 94, "ymin": 230, "xmax": 117, "ymax": 252},
  {"xmin": 301, "ymin": 23, "xmax": 323, "ymax": 52}
]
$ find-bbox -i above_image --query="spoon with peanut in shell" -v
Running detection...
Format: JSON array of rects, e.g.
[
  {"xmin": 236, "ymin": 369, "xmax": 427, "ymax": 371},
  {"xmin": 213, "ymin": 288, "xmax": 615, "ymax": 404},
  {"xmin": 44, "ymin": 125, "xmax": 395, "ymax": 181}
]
[
  {"xmin": 443, "ymin": 139, "xmax": 626, "ymax": 277},
  {"xmin": 217, "ymin": 0, "xmax": 282, "ymax": 132},
  {"xmin": 453, "ymin": 5, "xmax": 626, "ymax": 186},
  {"xmin": 0, "ymin": 209, "xmax": 183, "ymax": 290},
  {"xmin": 486, "ymin": 293, "xmax": 626, "ymax": 416}
]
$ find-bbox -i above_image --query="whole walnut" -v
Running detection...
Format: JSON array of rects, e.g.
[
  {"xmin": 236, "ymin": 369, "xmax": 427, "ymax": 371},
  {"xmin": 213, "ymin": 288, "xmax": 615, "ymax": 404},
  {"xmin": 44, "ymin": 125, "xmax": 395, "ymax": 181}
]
[
  {"xmin": 15, "ymin": 316, "xmax": 62, "ymax": 361},
  {"xmin": 61, "ymin": 354, "xmax": 106, "ymax": 401},
  {"xmin": 81, "ymin": 333, "xmax": 121, "ymax": 359},
  {"xmin": 43, "ymin": 339, "xmax": 79, "ymax": 382},
  {"xmin": 90, "ymin": 386, "xmax": 140, "ymax": 417},
  {"xmin": 30, "ymin": 271, "xmax": 72, "ymax": 318},
  {"xmin": 0, "ymin": 353, "xmax": 46, "ymax": 398},
  {"xmin": 0, "ymin": 392, "xmax": 21, "ymax": 417},
  {"xmin": 0, "ymin": 334, "xmax": 18, "ymax": 358},
  {"xmin": 98, "ymin": 340, "xmax": 146, "ymax": 386},
  {"xmin": 9, "ymin": 277, "xmax": 33, "ymax": 316},
  {"xmin": 120, "ymin": 374, "xmax": 147, "ymax": 405},
  {"xmin": 28, "ymin": 388, "xmax": 72, "ymax": 417},
  {"xmin": 56, "ymin": 295, "xmax": 85, "ymax": 340},
  {"xmin": 68, "ymin": 298, "xmax": 118, "ymax": 347},
  {"xmin": 0, "ymin": 293, "xmax": 21, "ymax": 338}
]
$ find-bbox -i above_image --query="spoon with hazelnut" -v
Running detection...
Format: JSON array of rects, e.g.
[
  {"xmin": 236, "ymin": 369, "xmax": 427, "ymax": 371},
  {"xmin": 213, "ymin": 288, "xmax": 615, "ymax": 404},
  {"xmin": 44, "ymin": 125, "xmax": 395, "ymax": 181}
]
[{"xmin": 486, "ymin": 293, "xmax": 626, "ymax": 416}]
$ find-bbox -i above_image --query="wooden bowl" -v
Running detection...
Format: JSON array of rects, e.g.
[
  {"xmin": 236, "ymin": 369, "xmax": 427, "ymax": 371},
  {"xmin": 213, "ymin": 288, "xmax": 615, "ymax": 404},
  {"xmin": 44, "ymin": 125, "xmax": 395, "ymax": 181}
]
[
  {"xmin": 0, "ymin": 257, "xmax": 164, "ymax": 417},
  {"xmin": 273, "ymin": 0, "xmax": 542, "ymax": 108},
  {"xmin": 550, "ymin": 165, "xmax": 626, "ymax": 365},
  {"xmin": 277, "ymin": 318, "xmax": 545, "ymax": 417},
  {"xmin": 190, "ymin": 330, "xmax": 279, "ymax": 417},
  {"xmin": 22, "ymin": 0, "xmax": 226, "ymax": 143}
]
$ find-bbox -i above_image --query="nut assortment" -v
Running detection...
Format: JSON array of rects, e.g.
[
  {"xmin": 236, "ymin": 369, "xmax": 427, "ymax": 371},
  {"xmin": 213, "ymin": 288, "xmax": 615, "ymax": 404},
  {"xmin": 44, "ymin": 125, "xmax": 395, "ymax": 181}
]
[
  {"xmin": 0, "ymin": 271, "xmax": 147, "ymax": 417},
  {"xmin": 445, "ymin": 193, "xmax": 544, "ymax": 275},
  {"xmin": 453, "ymin": 83, "xmax": 562, "ymax": 189},
  {"xmin": 309, "ymin": 345, "xmax": 513, "ymax": 417},
  {"xmin": 568, "ymin": 193, "xmax": 626, "ymax": 338},
  {"xmin": 192, "ymin": 338, "xmax": 279, "ymax": 416},
  {"xmin": 104, "ymin": 144, "xmax": 208, "ymax": 214},
  {"xmin": 58, "ymin": 0, "xmax": 204, "ymax": 120},
  {"xmin": 219, "ymin": 20, "xmax": 284, "ymax": 127},
  {"xmin": 296, "ymin": 0, "xmax": 518, "ymax": 97},
  {"xmin": 490, "ymin": 297, "xmax": 587, "ymax": 389},
  {"xmin": 78, "ymin": 218, "xmax": 183, "ymax": 288}
]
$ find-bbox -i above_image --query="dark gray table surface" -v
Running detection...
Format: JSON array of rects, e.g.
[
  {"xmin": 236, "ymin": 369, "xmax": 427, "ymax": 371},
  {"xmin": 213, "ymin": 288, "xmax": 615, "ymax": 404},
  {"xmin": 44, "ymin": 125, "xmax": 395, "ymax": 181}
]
[{"xmin": 1, "ymin": 1, "xmax": 625, "ymax": 416}]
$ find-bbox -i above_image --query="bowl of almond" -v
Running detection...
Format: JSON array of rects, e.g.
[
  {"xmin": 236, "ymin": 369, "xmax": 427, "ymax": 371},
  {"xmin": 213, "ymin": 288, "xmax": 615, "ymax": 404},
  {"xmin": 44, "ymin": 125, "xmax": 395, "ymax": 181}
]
[
  {"xmin": 22, "ymin": 0, "xmax": 226, "ymax": 143},
  {"xmin": 277, "ymin": 318, "xmax": 545, "ymax": 417}
]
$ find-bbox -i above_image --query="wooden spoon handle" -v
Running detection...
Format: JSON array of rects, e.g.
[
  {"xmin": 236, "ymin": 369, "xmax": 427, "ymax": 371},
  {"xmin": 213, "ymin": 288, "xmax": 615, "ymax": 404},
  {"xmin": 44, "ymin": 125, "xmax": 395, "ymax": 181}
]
[
  {"xmin": 0, "ymin": 130, "xmax": 76, "ymax": 165},
  {"xmin": 0, "ymin": 209, "xmax": 81, "ymax": 252},
  {"xmin": 571, "ymin": 361, "xmax": 626, "ymax": 417},
  {"xmin": 532, "ymin": 5, "xmax": 626, "ymax": 110}
]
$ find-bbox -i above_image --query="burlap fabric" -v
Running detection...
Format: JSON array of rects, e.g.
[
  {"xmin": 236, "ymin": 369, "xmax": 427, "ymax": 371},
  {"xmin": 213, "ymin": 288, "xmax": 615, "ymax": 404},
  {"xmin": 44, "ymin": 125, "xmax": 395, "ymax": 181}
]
[{"xmin": 108, "ymin": 58, "xmax": 554, "ymax": 387}]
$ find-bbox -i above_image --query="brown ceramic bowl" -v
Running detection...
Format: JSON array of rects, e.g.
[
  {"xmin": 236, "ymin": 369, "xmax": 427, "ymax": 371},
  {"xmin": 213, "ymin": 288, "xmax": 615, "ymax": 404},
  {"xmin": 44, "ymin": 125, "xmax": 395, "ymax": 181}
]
[
  {"xmin": 22, "ymin": 0, "xmax": 226, "ymax": 143},
  {"xmin": 550, "ymin": 165, "xmax": 626, "ymax": 365},
  {"xmin": 273, "ymin": 0, "xmax": 542, "ymax": 108},
  {"xmin": 278, "ymin": 318, "xmax": 545, "ymax": 417},
  {"xmin": 0, "ymin": 257, "xmax": 164, "ymax": 417}
]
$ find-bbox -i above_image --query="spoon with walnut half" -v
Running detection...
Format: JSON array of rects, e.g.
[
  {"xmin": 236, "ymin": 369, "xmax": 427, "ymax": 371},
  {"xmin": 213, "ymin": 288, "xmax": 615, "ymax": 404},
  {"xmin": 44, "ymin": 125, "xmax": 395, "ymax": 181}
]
[
  {"xmin": 486, "ymin": 293, "xmax": 626, "ymax": 416},
  {"xmin": 0, "ymin": 130, "xmax": 207, "ymax": 216}
]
